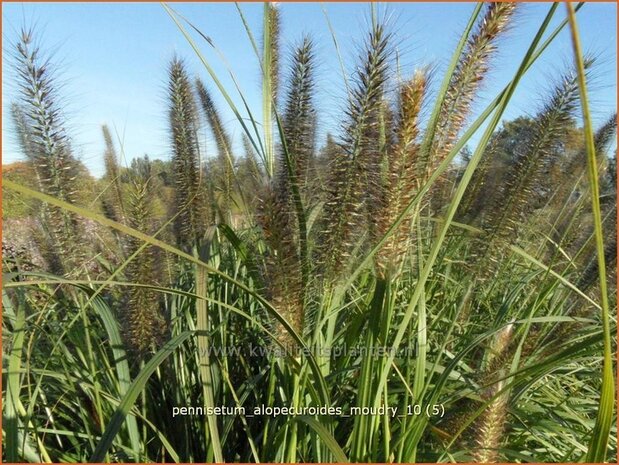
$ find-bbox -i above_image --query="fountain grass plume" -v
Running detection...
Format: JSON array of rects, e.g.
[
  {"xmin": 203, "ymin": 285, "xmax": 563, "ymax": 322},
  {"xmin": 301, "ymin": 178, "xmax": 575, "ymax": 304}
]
[
  {"xmin": 470, "ymin": 322, "xmax": 514, "ymax": 463},
  {"xmin": 281, "ymin": 36, "xmax": 317, "ymax": 196},
  {"xmin": 101, "ymin": 125, "xmax": 126, "ymax": 224},
  {"xmin": 254, "ymin": 36, "xmax": 318, "ymax": 351},
  {"xmin": 375, "ymin": 70, "xmax": 427, "ymax": 279},
  {"xmin": 474, "ymin": 62, "xmax": 591, "ymax": 276},
  {"xmin": 195, "ymin": 78, "xmax": 234, "ymax": 221},
  {"xmin": 12, "ymin": 28, "xmax": 84, "ymax": 274},
  {"xmin": 317, "ymin": 18, "xmax": 391, "ymax": 283},
  {"xmin": 123, "ymin": 173, "xmax": 166, "ymax": 357},
  {"xmin": 168, "ymin": 56, "xmax": 207, "ymax": 247},
  {"xmin": 422, "ymin": 2, "xmax": 517, "ymax": 180}
]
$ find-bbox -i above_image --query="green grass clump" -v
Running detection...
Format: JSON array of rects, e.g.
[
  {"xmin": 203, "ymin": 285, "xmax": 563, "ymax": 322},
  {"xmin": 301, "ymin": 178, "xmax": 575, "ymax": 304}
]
[{"xmin": 3, "ymin": 2, "xmax": 616, "ymax": 463}]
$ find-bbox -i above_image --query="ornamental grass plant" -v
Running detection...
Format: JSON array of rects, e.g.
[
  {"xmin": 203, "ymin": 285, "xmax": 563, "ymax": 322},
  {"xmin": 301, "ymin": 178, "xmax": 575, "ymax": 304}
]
[{"xmin": 2, "ymin": 2, "xmax": 616, "ymax": 463}]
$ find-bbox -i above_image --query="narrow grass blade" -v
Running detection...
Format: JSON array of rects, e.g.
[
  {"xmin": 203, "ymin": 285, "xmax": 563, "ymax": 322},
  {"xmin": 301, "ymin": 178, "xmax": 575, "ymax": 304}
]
[
  {"xmin": 419, "ymin": 2, "xmax": 483, "ymax": 156},
  {"xmin": 195, "ymin": 263, "xmax": 224, "ymax": 462},
  {"xmin": 4, "ymin": 292, "xmax": 26, "ymax": 462},
  {"xmin": 566, "ymin": 3, "xmax": 616, "ymax": 462},
  {"xmin": 90, "ymin": 331, "xmax": 194, "ymax": 462},
  {"xmin": 296, "ymin": 416, "xmax": 349, "ymax": 463},
  {"xmin": 89, "ymin": 294, "xmax": 142, "ymax": 459},
  {"xmin": 162, "ymin": 3, "xmax": 265, "ymax": 161}
]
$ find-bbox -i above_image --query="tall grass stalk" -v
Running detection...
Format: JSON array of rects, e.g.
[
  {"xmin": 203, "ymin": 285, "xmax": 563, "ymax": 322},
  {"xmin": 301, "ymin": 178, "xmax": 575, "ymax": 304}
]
[{"xmin": 566, "ymin": 3, "xmax": 615, "ymax": 461}]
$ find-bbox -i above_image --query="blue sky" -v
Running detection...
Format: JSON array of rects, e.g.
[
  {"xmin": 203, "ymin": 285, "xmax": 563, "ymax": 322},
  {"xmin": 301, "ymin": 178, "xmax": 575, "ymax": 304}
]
[{"xmin": 2, "ymin": 2, "xmax": 617, "ymax": 177}]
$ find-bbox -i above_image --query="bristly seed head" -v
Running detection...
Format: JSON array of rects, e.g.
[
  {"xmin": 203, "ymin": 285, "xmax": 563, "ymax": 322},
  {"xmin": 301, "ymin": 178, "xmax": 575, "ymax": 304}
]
[
  {"xmin": 317, "ymin": 19, "xmax": 392, "ymax": 284},
  {"xmin": 422, "ymin": 2, "xmax": 517, "ymax": 182},
  {"xmin": 375, "ymin": 70, "xmax": 428, "ymax": 279},
  {"xmin": 168, "ymin": 56, "xmax": 207, "ymax": 248}
]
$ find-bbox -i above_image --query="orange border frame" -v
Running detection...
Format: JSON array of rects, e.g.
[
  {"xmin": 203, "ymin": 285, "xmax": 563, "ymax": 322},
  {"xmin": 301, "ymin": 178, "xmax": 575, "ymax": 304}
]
[{"xmin": 0, "ymin": 1, "xmax": 617, "ymax": 465}]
